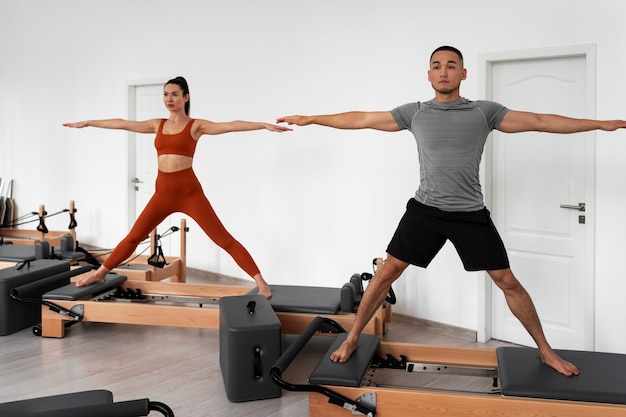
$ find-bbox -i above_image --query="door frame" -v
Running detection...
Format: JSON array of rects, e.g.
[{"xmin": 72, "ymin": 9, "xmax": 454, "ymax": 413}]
[
  {"xmin": 476, "ymin": 44, "xmax": 597, "ymax": 343},
  {"xmin": 125, "ymin": 78, "xmax": 168, "ymax": 231}
]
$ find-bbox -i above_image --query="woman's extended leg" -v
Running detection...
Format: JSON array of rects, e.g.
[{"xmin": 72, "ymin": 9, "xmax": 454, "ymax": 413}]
[
  {"xmin": 77, "ymin": 183, "xmax": 172, "ymax": 287},
  {"xmin": 183, "ymin": 186, "xmax": 270, "ymax": 298}
]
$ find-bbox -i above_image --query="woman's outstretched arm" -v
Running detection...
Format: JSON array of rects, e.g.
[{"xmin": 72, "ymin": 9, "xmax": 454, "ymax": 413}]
[{"xmin": 63, "ymin": 118, "xmax": 160, "ymax": 134}]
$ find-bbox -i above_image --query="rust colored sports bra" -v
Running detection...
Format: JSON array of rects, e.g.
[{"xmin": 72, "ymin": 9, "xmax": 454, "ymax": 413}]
[{"xmin": 154, "ymin": 119, "xmax": 198, "ymax": 157}]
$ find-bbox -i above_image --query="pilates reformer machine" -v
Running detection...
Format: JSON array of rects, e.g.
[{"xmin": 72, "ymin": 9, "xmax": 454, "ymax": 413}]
[
  {"xmin": 1, "ymin": 258, "xmax": 392, "ymax": 339},
  {"xmin": 0, "ymin": 200, "xmax": 77, "ymax": 247},
  {"xmin": 0, "ymin": 200, "xmax": 87, "ymax": 264},
  {"xmin": 0, "ymin": 195, "xmax": 188, "ymax": 282},
  {"xmin": 271, "ymin": 316, "xmax": 626, "ymax": 417}
]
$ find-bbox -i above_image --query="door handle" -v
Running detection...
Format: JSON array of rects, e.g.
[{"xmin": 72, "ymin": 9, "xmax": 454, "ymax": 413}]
[
  {"xmin": 131, "ymin": 177, "xmax": 143, "ymax": 191},
  {"xmin": 559, "ymin": 203, "xmax": 585, "ymax": 212}
]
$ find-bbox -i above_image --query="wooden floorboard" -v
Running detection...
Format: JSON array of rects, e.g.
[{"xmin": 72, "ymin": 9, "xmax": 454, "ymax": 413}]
[{"xmin": 0, "ymin": 271, "xmax": 515, "ymax": 416}]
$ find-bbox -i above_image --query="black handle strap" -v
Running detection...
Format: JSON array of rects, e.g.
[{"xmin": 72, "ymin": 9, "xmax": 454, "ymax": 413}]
[
  {"xmin": 68, "ymin": 208, "xmax": 78, "ymax": 230},
  {"xmin": 36, "ymin": 210, "xmax": 49, "ymax": 233},
  {"xmin": 147, "ymin": 235, "xmax": 167, "ymax": 268}
]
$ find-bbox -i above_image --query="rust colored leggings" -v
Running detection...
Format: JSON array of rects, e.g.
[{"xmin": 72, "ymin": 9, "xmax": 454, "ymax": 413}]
[{"xmin": 103, "ymin": 168, "xmax": 260, "ymax": 277}]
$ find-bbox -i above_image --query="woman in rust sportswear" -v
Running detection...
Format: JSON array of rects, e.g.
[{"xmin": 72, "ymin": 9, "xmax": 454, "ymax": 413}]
[{"xmin": 64, "ymin": 76, "xmax": 290, "ymax": 298}]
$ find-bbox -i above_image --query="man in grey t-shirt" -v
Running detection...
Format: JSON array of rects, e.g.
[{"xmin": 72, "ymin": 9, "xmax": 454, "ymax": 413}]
[{"xmin": 278, "ymin": 45, "xmax": 626, "ymax": 376}]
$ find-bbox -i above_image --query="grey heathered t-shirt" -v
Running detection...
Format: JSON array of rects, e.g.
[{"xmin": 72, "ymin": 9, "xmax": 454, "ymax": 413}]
[{"xmin": 391, "ymin": 98, "xmax": 509, "ymax": 212}]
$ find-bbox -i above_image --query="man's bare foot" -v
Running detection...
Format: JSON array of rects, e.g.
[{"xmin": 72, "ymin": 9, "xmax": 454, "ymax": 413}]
[
  {"xmin": 541, "ymin": 349, "xmax": 580, "ymax": 376},
  {"xmin": 75, "ymin": 272, "xmax": 106, "ymax": 287},
  {"xmin": 330, "ymin": 339, "xmax": 357, "ymax": 363}
]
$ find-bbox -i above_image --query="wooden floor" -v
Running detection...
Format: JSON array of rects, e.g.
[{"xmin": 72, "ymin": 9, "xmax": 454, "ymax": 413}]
[{"xmin": 0, "ymin": 269, "xmax": 515, "ymax": 416}]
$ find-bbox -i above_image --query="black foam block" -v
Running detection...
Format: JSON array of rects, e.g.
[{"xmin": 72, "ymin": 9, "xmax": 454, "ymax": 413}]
[
  {"xmin": 497, "ymin": 346, "xmax": 626, "ymax": 405},
  {"xmin": 220, "ymin": 295, "xmax": 282, "ymax": 402}
]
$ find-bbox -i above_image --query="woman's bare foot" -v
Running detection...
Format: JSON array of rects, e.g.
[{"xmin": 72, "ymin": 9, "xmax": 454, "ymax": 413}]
[
  {"xmin": 330, "ymin": 338, "xmax": 358, "ymax": 363},
  {"xmin": 540, "ymin": 349, "xmax": 580, "ymax": 376},
  {"xmin": 253, "ymin": 273, "xmax": 272, "ymax": 299},
  {"xmin": 75, "ymin": 269, "xmax": 107, "ymax": 287}
]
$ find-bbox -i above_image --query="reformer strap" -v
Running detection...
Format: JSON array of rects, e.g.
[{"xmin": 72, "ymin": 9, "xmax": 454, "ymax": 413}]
[
  {"xmin": 36, "ymin": 210, "xmax": 48, "ymax": 233},
  {"xmin": 68, "ymin": 208, "xmax": 77, "ymax": 230},
  {"xmin": 147, "ymin": 235, "xmax": 167, "ymax": 268}
]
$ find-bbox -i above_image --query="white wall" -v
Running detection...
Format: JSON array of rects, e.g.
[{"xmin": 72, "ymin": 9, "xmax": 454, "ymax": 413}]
[{"xmin": 1, "ymin": 0, "xmax": 625, "ymax": 352}]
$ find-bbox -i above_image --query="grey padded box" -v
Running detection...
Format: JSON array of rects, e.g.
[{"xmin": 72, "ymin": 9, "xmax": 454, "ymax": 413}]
[
  {"xmin": 0, "ymin": 259, "xmax": 70, "ymax": 335},
  {"xmin": 219, "ymin": 294, "xmax": 282, "ymax": 402}
]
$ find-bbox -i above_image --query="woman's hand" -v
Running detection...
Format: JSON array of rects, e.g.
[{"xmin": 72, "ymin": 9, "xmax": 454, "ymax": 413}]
[
  {"xmin": 264, "ymin": 122, "xmax": 292, "ymax": 132},
  {"xmin": 63, "ymin": 121, "xmax": 89, "ymax": 128}
]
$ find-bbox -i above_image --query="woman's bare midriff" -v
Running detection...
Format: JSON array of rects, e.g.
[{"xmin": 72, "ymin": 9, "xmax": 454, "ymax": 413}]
[{"xmin": 158, "ymin": 154, "xmax": 193, "ymax": 172}]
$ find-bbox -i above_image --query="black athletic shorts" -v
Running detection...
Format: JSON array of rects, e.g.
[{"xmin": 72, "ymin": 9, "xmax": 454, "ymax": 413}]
[{"xmin": 386, "ymin": 199, "xmax": 510, "ymax": 271}]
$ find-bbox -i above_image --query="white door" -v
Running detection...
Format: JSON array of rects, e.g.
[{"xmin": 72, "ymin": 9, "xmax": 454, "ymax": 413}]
[
  {"xmin": 489, "ymin": 50, "xmax": 595, "ymax": 350},
  {"xmin": 130, "ymin": 84, "xmax": 172, "ymax": 255}
]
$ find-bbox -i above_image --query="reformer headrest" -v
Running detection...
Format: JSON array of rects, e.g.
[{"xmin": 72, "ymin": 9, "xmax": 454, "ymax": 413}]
[
  {"xmin": 308, "ymin": 332, "xmax": 380, "ymax": 387},
  {"xmin": 42, "ymin": 273, "xmax": 127, "ymax": 301}
]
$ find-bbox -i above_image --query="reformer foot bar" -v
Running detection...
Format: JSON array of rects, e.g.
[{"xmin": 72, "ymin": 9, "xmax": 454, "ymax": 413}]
[
  {"xmin": 272, "ymin": 316, "xmax": 626, "ymax": 417},
  {"xmin": 33, "ymin": 266, "xmax": 386, "ymax": 338},
  {"xmin": 0, "ymin": 389, "xmax": 174, "ymax": 417}
]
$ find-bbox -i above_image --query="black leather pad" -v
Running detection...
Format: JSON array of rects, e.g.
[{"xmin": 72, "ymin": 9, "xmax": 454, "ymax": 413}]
[
  {"xmin": 309, "ymin": 332, "xmax": 380, "ymax": 387},
  {"xmin": 0, "ymin": 245, "xmax": 36, "ymax": 262},
  {"xmin": 248, "ymin": 284, "xmax": 341, "ymax": 314},
  {"xmin": 0, "ymin": 390, "xmax": 113, "ymax": 414},
  {"xmin": 43, "ymin": 273, "xmax": 127, "ymax": 301},
  {"xmin": 497, "ymin": 346, "xmax": 626, "ymax": 404}
]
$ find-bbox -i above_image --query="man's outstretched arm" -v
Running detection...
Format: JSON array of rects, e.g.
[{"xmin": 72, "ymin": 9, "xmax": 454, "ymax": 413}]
[
  {"xmin": 498, "ymin": 110, "xmax": 626, "ymax": 134},
  {"xmin": 277, "ymin": 111, "xmax": 401, "ymax": 132}
]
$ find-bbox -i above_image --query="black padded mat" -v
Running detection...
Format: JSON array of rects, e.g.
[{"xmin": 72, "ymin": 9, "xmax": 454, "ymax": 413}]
[
  {"xmin": 248, "ymin": 284, "xmax": 341, "ymax": 314},
  {"xmin": 0, "ymin": 245, "xmax": 36, "ymax": 261},
  {"xmin": 309, "ymin": 333, "xmax": 380, "ymax": 387},
  {"xmin": 43, "ymin": 273, "xmax": 127, "ymax": 301},
  {"xmin": 497, "ymin": 346, "xmax": 626, "ymax": 404},
  {"xmin": 0, "ymin": 390, "xmax": 113, "ymax": 414}
]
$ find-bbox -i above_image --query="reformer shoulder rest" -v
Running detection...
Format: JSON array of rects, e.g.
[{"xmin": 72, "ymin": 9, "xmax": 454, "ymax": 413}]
[{"xmin": 42, "ymin": 273, "xmax": 127, "ymax": 301}]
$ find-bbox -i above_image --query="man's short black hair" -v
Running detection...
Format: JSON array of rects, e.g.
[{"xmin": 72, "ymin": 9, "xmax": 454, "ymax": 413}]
[{"xmin": 430, "ymin": 46, "xmax": 464, "ymax": 64}]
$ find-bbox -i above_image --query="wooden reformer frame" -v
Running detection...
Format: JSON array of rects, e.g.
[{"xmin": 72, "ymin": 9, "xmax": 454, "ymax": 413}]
[
  {"xmin": 39, "ymin": 273, "xmax": 388, "ymax": 340},
  {"xmin": 307, "ymin": 341, "xmax": 626, "ymax": 417}
]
